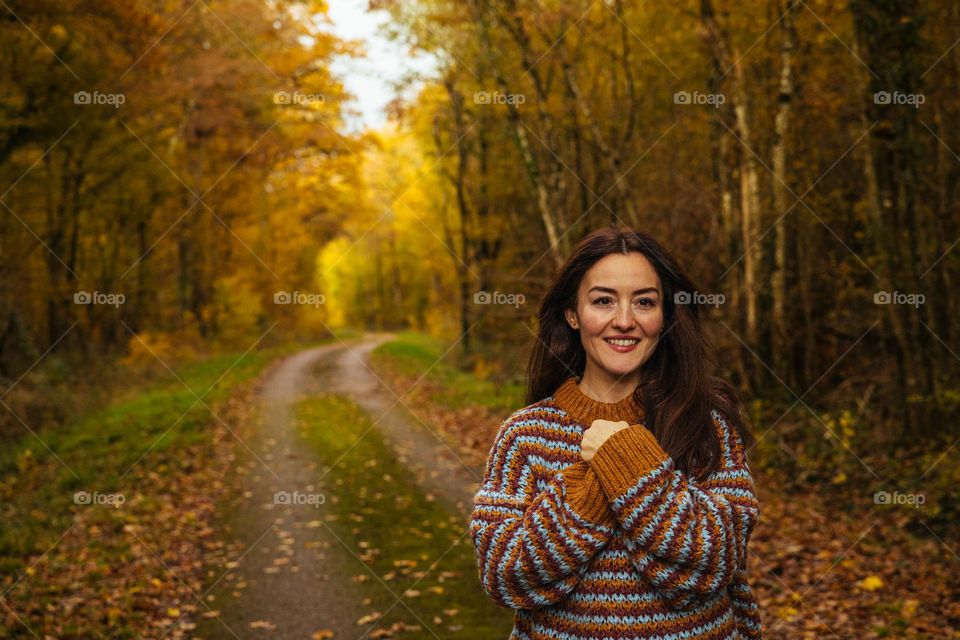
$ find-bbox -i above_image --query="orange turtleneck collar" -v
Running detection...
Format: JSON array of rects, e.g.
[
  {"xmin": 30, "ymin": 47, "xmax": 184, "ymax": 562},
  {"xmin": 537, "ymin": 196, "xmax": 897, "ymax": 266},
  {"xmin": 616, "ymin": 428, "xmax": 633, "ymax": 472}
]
[{"xmin": 551, "ymin": 376, "xmax": 645, "ymax": 425}]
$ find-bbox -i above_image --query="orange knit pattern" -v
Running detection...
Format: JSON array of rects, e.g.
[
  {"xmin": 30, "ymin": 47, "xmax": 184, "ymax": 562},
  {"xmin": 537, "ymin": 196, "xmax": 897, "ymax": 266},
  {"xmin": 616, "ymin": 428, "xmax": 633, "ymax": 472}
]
[{"xmin": 470, "ymin": 376, "xmax": 763, "ymax": 639}]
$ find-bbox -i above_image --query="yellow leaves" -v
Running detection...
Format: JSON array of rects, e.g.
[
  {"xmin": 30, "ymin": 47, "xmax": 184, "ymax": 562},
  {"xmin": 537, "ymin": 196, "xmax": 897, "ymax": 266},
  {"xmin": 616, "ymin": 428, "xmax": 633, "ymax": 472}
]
[
  {"xmin": 471, "ymin": 356, "xmax": 495, "ymax": 380},
  {"xmin": 777, "ymin": 605, "xmax": 800, "ymax": 620},
  {"xmin": 312, "ymin": 631, "xmax": 335, "ymax": 639},
  {"xmin": 48, "ymin": 24, "xmax": 68, "ymax": 42},
  {"xmin": 210, "ymin": 274, "xmax": 266, "ymax": 348},
  {"xmin": 15, "ymin": 448, "xmax": 35, "ymax": 473},
  {"xmin": 250, "ymin": 620, "xmax": 277, "ymax": 630},
  {"xmin": 859, "ymin": 575, "xmax": 884, "ymax": 591},
  {"xmin": 357, "ymin": 612, "xmax": 381, "ymax": 625},
  {"xmin": 121, "ymin": 329, "xmax": 200, "ymax": 367},
  {"xmin": 369, "ymin": 621, "xmax": 421, "ymax": 638},
  {"xmin": 166, "ymin": 607, "xmax": 181, "ymax": 618},
  {"xmin": 822, "ymin": 409, "xmax": 857, "ymax": 447},
  {"xmin": 900, "ymin": 598, "xmax": 920, "ymax": 619}
]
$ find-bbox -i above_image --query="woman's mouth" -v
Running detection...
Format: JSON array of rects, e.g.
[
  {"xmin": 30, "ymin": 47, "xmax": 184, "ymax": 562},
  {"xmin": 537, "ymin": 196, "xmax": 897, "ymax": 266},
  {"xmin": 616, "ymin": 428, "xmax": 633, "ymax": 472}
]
[{"xmin": 604, "ymin": 337, "xmax": 640, "ymax": 353}]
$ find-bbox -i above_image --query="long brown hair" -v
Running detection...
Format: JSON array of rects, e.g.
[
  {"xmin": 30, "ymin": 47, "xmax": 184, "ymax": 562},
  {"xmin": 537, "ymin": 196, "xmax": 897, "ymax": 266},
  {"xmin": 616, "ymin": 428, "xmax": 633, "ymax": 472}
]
[{"xmin": 525, "ymin": 226, "xmax": 755, "ymax": 480}]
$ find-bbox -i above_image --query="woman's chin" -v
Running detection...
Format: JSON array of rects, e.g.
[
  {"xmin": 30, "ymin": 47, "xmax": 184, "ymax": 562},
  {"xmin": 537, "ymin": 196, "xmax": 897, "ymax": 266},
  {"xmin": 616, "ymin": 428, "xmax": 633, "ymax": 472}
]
[{"xmin": 599, "ymin": 361, "xmax": 643, "ymax": 379}]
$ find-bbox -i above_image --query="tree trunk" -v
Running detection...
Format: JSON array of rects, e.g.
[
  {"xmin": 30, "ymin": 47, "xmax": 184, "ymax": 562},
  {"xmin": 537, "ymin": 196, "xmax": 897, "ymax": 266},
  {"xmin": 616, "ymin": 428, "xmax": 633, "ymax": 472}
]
[
  {"xmin": 771, "ymin": 0, "xmax": 797, "ymax": 384},
  {"xmin": 700, "ymin": 0, "xmax": 763, "ymax": 374}
]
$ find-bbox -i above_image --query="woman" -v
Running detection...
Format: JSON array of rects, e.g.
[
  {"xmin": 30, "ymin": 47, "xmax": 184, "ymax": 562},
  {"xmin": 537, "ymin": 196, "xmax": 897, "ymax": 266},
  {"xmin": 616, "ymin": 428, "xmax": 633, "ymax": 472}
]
[{"xmin": 470, "ymin": 226, "xmax": 763, "ymax": 639}]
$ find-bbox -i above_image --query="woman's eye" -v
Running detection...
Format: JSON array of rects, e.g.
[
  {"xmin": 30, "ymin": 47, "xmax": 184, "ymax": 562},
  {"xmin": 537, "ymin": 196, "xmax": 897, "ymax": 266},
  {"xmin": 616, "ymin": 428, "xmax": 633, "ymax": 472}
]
[
  {"xmin": 592, "ymin": 297, "xmax": 613, "ymax": 306},
  {"xmin": 635, "ymin": 297, "xmax": 656, "ymax": 308}
]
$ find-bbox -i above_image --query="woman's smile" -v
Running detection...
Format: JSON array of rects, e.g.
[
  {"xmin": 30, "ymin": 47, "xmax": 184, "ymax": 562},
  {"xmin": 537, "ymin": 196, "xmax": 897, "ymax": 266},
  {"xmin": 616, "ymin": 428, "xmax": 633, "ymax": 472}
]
[{"xmin": 604, "ymin": 335, "xmax": 642, "ymax": 352}]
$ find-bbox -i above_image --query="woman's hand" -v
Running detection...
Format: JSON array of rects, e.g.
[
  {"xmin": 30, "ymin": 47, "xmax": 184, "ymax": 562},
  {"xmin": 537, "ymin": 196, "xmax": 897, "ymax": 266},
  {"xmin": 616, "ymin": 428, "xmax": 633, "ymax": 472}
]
[{"xmin": 581, "ymin": 419, "xmax": 631, "ymax": 463}]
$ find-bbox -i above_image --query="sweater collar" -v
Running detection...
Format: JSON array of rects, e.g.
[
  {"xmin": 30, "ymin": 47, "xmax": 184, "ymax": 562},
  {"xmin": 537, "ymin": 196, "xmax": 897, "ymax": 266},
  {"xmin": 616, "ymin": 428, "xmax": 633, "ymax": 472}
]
[{"xmin": 551, "ymin": 376, "xmax": 645, "ymax": 425}]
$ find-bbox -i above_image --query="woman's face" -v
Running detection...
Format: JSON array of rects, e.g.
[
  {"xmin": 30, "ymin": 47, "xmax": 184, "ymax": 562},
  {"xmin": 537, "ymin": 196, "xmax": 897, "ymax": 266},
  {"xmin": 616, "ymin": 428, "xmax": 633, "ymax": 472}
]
[{"xmin": 564, "ymin": 252, "xmax": 665, "ymax": 382}]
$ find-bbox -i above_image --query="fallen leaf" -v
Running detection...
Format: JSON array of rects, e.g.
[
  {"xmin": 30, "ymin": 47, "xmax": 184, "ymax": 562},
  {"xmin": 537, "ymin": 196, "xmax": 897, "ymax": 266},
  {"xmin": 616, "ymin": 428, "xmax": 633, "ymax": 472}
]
[
  {"xmin": 249, "ymin": 620, "xmax": 277, "ymax": 630},
  {"xmin": 859, "ymin": 575, "xmax": 884, "ymax": 591}
]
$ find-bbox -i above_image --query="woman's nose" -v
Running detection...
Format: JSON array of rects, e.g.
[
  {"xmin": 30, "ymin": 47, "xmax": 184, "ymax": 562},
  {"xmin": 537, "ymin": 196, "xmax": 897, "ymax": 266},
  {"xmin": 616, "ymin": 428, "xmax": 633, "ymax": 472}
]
[{"xmin": 613, "ymin": 307, "xmax": 634, "ymax": 329}]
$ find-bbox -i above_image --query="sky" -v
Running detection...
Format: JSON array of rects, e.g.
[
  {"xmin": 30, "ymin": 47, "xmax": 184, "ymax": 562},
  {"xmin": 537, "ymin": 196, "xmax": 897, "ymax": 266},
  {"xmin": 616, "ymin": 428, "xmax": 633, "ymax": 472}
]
[{"xmin": 320, "ymin": 0, "xmax": 437, "ymax": 132}]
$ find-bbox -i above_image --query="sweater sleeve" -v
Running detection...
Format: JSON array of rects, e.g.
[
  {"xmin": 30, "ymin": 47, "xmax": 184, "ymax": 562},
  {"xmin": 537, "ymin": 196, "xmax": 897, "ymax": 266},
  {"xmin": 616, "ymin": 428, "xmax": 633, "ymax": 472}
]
[
  {"xmin": 470, "ymin": 410, "xmax": 617, "ymax": 610},
  {"xmin": 587, "ymin": 408, "xmax": 761, "ymax": 612}
]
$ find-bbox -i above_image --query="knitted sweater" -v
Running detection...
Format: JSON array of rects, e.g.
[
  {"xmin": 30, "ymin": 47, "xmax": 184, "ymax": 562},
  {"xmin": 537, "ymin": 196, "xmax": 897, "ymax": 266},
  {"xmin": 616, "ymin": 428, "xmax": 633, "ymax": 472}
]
[{"xmin": 470, "ymin": 376, "xmax": 763, "ymax": 639}]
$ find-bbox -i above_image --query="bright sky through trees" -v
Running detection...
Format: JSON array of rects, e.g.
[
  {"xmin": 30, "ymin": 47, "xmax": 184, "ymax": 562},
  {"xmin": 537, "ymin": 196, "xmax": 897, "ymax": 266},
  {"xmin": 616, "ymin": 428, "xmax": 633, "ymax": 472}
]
[{"xmin": 323, "ymin": 0, "xmax": 436, "ymax": 131}]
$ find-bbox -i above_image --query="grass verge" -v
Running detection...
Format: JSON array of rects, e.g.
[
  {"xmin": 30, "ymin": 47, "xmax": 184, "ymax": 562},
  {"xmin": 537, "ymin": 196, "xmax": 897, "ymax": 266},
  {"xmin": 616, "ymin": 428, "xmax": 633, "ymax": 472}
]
[
  {"xmin": 369, "ymin": 331, "xmax": 524, "ymax": 413},
  {"xmin": 0, "ymin": 336, "xmax": 347, "ymax": 638}
]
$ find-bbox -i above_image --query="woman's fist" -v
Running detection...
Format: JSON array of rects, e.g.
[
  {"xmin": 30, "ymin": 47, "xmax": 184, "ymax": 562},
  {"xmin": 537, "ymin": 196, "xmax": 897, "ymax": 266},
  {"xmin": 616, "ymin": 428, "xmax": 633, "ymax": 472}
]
[{"xmin": 580, "ymin": 419, "xmax": 630, "ymax": 463}]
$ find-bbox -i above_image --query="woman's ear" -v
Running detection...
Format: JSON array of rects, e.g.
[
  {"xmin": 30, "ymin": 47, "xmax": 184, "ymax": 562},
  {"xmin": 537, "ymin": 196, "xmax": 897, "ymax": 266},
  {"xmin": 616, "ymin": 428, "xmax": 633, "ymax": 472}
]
[{"xmin": 565, "ymin": 309, "xmax": 579, "ymax": 330}]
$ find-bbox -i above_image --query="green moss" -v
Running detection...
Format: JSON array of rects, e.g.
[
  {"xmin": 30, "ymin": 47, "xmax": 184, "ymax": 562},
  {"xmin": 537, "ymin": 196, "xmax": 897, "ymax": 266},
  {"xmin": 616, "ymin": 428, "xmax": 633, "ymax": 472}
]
[{"xmin": 295, "ymin": 394, "xmax": 515, "ymax": 639}]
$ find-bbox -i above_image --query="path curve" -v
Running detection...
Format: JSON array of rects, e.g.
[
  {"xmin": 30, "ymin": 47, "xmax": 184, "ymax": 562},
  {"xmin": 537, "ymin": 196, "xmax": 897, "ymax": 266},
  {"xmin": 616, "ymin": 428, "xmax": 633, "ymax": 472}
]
[
  {"xmin": 197, "ymin": 334, "xmax": 482, "ymax": 639},
  {"xmin": 324, "ymin": 334, "xmax": 484, "ymax": 512}
]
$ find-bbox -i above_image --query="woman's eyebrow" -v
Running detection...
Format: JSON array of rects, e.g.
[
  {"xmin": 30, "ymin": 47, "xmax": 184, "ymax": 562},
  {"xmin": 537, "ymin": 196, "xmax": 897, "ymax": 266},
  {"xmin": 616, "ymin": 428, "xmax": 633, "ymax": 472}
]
[{"xmin": 587, "ymin": 286, "xmax": 659, "ymax": 295}]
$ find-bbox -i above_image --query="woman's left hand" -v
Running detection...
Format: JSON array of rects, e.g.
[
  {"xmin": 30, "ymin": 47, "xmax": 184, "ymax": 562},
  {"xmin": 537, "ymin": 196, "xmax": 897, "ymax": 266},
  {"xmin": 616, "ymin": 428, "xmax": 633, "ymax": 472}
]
[{"xmin": 581, "ymin": 419, "xmax": 631, "ymax": 463}]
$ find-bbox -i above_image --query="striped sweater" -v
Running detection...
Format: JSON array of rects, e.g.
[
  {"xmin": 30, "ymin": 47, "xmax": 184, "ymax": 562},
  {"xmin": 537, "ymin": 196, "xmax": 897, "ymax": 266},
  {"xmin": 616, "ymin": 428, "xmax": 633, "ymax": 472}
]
[{"xmin": 470, "ymin": 376, "xmax": 763, "ymax": 639}]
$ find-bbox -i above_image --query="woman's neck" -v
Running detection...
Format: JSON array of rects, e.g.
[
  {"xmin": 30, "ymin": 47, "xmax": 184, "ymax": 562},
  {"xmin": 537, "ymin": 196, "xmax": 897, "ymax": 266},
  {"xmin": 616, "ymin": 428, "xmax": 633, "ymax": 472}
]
[
  {"xmin": 578, "ymin": 368, "xmax": 641, "ymax": 404},
  {"xmin": 551, "ymin": 375, "xmax": 645, "ymax": 426}
]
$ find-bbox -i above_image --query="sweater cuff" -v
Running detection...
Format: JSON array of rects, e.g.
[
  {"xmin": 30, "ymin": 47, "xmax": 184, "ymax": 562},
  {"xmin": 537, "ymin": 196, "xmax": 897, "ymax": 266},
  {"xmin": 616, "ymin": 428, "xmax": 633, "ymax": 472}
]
[
  {"xmin": 589, "ymin": 425, "xmax": 670, "ymax": 499},
  {"xmin": 561, "ymin": 462, "xmax": 616, "ymax": 526}
]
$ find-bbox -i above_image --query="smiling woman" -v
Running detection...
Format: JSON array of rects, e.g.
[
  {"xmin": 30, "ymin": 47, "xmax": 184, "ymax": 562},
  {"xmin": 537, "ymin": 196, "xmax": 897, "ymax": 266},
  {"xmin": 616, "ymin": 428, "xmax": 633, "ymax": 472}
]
[
  {"xmin": 562, "ymin": 251, "xmax": 665, "ymax": 405},
  {"xmin": 470, "ymin": 226, "xmax": 763, "ymax": 640}
]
